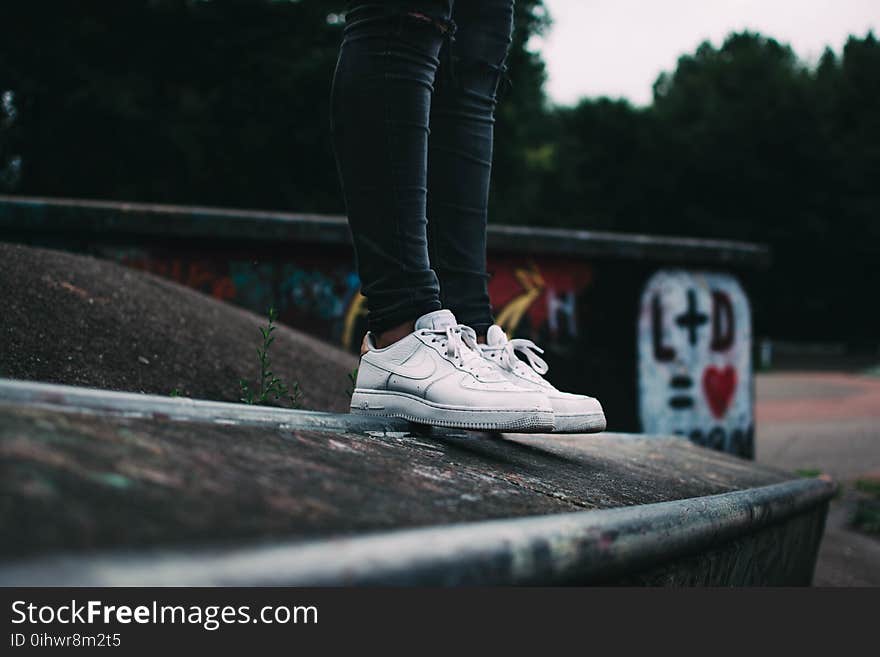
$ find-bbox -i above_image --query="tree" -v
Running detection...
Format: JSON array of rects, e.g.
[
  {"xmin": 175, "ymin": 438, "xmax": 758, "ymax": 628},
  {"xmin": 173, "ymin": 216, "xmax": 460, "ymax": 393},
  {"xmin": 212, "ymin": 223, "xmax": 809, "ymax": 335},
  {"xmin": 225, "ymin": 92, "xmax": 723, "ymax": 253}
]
[
  {"xmin": 649, "ymin": 33, "xmax": 830, "ymax": 242},
  {"xmin": 490, "ymin": 0, "xmax": 554, "ymax": 225},
  {"xmin": 0, "ymin": 0, "xmax": 347, "ymax": 210},
  {"xmin": 529, "ymin": 30, "xmax": 880, "ymax": 342}
]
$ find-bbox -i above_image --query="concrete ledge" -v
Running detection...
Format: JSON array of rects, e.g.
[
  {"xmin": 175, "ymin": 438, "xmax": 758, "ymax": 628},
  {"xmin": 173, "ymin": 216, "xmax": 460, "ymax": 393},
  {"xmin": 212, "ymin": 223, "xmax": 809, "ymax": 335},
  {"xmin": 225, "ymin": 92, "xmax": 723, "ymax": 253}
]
[
  {"xmin": 0, "ymin": 478, "xmax": 832, "ymax": 586},
  {"xmin": 0, "ymin": 194, "xmax": 771, "ymax": 266},
  {"xmin": 0, "ymin": 378, "xmax": 832, "ymax": 585},
  {"xmin": 0, "ymin": 378, "xmax": 409, "ymax": 435}
]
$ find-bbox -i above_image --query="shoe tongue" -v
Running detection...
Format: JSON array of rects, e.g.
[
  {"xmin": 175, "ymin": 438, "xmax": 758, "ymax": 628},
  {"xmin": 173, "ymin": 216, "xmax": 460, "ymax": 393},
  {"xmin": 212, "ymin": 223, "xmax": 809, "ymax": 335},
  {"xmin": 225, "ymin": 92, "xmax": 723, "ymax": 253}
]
[
  {"xmin": 486, "ymin": 324, "xmax": 508, "ymax": 347},
  {"xmin": 414, "ymin": 309, "xmax": 457, "ymax": 331}
]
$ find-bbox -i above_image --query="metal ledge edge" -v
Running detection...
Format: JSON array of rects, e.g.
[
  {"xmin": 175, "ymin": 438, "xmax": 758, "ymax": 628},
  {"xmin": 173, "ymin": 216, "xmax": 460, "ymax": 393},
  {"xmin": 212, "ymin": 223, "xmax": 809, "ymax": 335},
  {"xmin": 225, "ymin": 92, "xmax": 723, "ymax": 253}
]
[
  {"xmin": 0, "ymin": 377, "xmax": 412, "ymax": 435},
  {"xmin": 0, "ymin": 478, "xmax": 833, "ymax": 586}
]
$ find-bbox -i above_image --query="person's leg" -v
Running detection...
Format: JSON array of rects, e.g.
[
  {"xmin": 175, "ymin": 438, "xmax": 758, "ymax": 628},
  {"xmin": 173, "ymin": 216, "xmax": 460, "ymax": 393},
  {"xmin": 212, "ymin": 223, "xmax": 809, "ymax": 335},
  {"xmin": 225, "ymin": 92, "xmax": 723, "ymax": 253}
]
[
  {"xmin": 427, "ymin": 0, "xmax": 515, "ymax": 338},
  {"xmin": 331, "ymin": 1, "xmax": 455, "ymax": 345},
  {"xmin": 422, "ymin": 2, "xmax": 605, "ymax": 433},
  {"xmin": 333, "ymin": 1, "xmax": 553, "ymax": 431}
]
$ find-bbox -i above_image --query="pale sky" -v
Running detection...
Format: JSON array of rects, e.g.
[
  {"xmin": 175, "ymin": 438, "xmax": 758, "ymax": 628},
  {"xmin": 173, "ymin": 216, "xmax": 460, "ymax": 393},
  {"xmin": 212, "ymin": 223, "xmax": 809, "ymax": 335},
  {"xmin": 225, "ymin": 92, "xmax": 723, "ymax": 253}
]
[{"xmin": 535, "ymin": 0, "xmax": 879, "ymax": 106}]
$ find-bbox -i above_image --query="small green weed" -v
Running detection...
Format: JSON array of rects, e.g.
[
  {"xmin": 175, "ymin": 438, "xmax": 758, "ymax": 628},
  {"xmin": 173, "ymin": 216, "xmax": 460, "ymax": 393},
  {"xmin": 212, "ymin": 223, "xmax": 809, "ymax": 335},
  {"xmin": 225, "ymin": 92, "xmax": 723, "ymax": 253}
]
[
  {"xmin": 854, "ymin": 478, "xmax": 880, "ymax": 496},
  {"xmin": 346, "ymin": 367, "xmax": 358, "ymax": 397},
  {"xmin": 240, "ymin": 306, "xmax": 304, "ymax": 408}
]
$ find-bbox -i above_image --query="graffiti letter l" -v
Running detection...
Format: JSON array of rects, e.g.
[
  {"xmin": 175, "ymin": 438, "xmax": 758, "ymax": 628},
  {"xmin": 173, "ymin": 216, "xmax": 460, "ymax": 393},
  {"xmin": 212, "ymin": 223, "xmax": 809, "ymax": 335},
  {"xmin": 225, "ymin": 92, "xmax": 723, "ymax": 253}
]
[{"xmin": 652, "ymin": 294, "xmax": 675, "ymax": 362}]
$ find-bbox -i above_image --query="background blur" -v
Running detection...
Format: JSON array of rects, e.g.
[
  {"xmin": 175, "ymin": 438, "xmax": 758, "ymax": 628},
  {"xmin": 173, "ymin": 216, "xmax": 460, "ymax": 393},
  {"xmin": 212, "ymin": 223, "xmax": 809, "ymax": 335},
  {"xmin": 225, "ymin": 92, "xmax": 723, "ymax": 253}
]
[
  {"xmin": 1, "ymin": 0, "xmax": 878, "ymax": 353},
  {"xmin": 1, "ymin": 0, "xmax": 879, "ymax": 586}
]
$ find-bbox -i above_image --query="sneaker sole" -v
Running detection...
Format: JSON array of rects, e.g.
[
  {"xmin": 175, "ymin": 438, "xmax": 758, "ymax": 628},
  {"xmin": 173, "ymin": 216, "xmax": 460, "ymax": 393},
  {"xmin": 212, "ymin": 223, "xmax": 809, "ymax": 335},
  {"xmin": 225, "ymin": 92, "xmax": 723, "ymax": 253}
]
[
  {"xmin": 552, "ymin": 412, "xmax": 607, "ymax": 434},
  {"xmin": 350, "ymin": 389, "xmax": 555, "ymax": 433}
]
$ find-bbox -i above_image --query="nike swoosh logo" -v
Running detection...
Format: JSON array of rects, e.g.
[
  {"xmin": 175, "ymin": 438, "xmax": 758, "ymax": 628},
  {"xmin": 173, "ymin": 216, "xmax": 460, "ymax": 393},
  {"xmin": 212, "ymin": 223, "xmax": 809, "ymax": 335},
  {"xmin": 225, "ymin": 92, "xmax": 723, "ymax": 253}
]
[{"xmin": 372, "ymin": 349, "xmax": 437, "ymax": 380}]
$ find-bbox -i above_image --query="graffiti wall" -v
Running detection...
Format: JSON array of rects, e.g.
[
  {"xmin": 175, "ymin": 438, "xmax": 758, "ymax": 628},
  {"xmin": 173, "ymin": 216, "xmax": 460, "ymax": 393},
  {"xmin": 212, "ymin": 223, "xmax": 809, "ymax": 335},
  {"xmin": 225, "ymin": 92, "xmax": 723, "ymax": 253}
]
[
  {"xmin": 3, "ymin": 195, "xmax": 765, "ymax": 456},
  {"xmin": 110, "ymin": 248, "xmax": 593, "ymax": 352},
  {"xmin": 487, "ymin": 256, "xmax": 591, "ymax": 342},
  {"xmin": 100, "ymin": 248, "xmax": 755, "ymax": 456},
  {"xmin": 637, "ymin": 270, "xmax": 753, "ymax": 456}
]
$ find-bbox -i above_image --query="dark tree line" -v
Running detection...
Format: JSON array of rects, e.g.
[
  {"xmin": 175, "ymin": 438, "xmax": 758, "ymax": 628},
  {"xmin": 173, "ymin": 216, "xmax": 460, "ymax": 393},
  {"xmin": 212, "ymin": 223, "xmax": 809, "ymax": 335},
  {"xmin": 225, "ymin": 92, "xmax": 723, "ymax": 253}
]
[
  {"xmin": 1, "ymin": 1, "xmax": 878, "ymax": 343},
  {"xmin": 528, "ymin": 32, "xmax": 880, "ymax": 344},
  {"xmin": 0, "ymin": 0, "xmax": 347, "ymax": 210}
]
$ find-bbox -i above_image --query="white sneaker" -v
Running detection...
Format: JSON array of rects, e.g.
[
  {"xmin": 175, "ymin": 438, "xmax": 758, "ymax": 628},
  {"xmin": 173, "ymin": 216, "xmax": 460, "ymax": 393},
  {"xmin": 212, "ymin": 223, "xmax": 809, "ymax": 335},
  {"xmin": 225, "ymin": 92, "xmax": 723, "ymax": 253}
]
[
  {"xmin": 479, "ymin": 325, "xmax": 606, "ymax": 433},
  {"xmin": 350, "ymin": 310, "xmax": 555, "ymax": 432}
]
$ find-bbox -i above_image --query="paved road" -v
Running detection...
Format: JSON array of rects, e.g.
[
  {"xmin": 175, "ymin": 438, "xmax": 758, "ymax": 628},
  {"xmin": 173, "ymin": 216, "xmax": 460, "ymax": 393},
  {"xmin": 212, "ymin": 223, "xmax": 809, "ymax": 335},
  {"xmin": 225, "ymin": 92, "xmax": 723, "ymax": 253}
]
[
  {"xmin": 757, "ymin": 372, "xmax": 880, "ymax": 481},
  {"xmin": 755, "ymin": 372, "xmax": 880, "ymax": 586}
]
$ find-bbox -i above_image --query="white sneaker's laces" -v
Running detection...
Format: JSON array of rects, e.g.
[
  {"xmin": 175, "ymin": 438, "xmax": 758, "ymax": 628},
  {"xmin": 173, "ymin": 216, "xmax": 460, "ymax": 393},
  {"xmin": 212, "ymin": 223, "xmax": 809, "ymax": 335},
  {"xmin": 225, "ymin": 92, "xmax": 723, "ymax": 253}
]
[
  {"xmin": 487, "ymin": 337, "xmax": 549, "ymax": 378},
  {"xmin": 424, "ymin": 325, "xmax": 496, "ymax": 376}
]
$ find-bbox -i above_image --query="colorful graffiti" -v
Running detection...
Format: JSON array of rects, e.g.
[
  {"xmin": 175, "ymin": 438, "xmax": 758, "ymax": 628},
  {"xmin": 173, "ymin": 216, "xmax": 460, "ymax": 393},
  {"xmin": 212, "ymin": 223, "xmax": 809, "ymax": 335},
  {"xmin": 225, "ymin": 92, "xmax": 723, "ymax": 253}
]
[
  {"xmin": 637, "ymin": 270, "xmax": 753, "ymax": 456},
  {"xmin": 118, "ymin": 249, "xmax": 360, "ymax": 343},
  {"xmin": 338, "ymin": 257, "xmax": 593, "ymax": 350},
  {"xmin": 122, "ymin": 254, "xmax": 237, "ymax": 302},
  {"xmin": 114, "ymin": 248, "xmax": 593, "ymax": 352},
  {"xmin": 341, "ymin": 258, "xmax": 591, "ymax": 350},
  {"xmin": 487, "ymin": 256, "xmax": 591, "ymax": 341}
]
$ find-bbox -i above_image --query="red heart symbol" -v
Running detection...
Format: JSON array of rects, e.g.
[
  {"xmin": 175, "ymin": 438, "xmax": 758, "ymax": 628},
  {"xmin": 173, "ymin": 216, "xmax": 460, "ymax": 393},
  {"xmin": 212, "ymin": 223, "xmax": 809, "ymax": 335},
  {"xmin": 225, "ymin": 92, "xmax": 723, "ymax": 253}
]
[{"xmin": 702, "ymin": 366, "xmax": 737, "ymax": 419}]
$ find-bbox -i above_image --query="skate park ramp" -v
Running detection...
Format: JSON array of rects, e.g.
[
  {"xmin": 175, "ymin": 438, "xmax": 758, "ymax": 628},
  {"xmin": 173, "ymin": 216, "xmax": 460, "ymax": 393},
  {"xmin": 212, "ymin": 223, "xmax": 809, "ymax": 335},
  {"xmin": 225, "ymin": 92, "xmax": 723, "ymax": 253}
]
[
  {"xmin": 0, "ymin": 242, "xmax": 356, "ymax": 413},
  {"xmin": 0, "ymin": 379, "xmax": 833, "ymax": 586}
]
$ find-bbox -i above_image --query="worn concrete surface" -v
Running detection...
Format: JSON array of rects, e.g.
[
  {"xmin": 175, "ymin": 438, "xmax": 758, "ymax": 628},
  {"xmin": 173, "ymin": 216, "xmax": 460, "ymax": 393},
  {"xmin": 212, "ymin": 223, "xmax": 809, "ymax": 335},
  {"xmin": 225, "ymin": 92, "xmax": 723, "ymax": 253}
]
[
  {"xmin": 0, "ymin": 242, "xmax": 357, "ymax": 412},
  {"xmin": 0, "ymin": 401, "xmax": 794, "ymax": 560},
  {"xmin": 756, "ymin": 371, "xmax": 880, "ymax": 586},
  {"xmin": 0, "ymin": 479, "xmax": 830, "ymax": 586}
]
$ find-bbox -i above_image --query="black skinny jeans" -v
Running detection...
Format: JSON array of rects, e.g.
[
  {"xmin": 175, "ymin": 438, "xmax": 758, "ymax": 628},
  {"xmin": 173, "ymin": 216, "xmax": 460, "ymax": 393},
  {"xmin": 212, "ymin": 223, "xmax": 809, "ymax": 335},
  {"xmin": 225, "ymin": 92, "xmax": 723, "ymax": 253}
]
[{"xmin": 331, "ymin": 0, "xmax": 515, "ymax": 335}]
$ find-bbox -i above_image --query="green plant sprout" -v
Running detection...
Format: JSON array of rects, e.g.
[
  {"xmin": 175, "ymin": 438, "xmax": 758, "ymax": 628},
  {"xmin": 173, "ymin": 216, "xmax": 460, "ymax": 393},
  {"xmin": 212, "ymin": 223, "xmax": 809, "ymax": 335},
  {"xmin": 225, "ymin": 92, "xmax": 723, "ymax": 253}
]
[
  {"xmin": 240, "ymin": 306, "xmax": 304, "ymax": 408},
  {"xmin": 346, "ymin": 367, "xmax": 358, "ymax": 397}
]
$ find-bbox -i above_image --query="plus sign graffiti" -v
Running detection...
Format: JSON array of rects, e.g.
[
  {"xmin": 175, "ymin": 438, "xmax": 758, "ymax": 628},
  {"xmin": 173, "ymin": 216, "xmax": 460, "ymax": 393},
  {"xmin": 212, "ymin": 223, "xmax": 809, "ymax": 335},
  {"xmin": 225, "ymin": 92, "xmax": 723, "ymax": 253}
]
[
  {"xmin": 675, "ymin": 289, "xmax": 709, "ymax": 345},
  {"xmin": 638, "ymin": 270, "xmax": 753, "ymax": 457}
]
